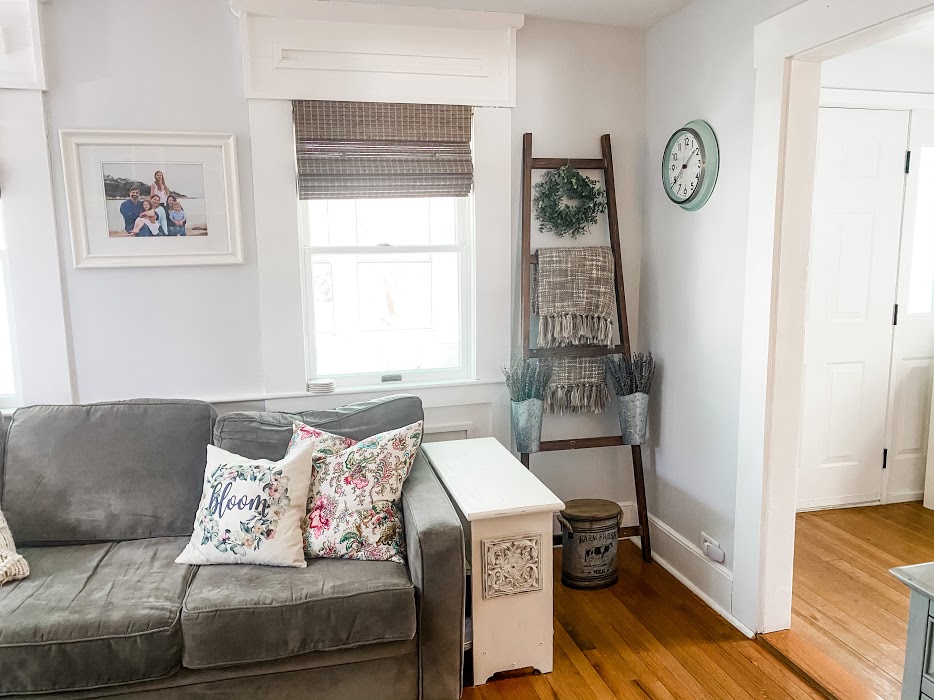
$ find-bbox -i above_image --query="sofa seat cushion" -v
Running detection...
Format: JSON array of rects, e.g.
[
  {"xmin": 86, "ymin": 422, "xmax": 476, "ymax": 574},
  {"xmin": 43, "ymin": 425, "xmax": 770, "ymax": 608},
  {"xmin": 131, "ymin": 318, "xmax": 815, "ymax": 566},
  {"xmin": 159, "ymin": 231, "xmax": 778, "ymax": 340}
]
[
  {"xmin": 0, "ymin": 537, "xmax": 192, "ymax": 696},
  {"xmin": 181, "ymin": 558, "xmax": 417, "ymax": 668}
]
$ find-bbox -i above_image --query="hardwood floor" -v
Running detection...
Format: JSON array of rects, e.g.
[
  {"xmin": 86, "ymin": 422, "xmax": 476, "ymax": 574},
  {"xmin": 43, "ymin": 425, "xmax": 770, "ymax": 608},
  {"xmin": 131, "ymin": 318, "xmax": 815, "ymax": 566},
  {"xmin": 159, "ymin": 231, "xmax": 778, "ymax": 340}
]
[
  {"xmin": 463, "ymin": 541, "xmax": 823, "ymax": 700},
  {"xmin": 761, "ymin": 502, "xmax": 934, "ymax": 700}
]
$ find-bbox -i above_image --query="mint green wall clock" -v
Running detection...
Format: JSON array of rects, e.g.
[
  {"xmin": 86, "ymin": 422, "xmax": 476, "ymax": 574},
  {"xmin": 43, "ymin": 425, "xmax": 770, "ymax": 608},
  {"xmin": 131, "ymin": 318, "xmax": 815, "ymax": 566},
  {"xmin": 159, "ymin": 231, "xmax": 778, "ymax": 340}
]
[{"xmin": 662, "ymin": 120, "xmax": 719, "ymax": 211}]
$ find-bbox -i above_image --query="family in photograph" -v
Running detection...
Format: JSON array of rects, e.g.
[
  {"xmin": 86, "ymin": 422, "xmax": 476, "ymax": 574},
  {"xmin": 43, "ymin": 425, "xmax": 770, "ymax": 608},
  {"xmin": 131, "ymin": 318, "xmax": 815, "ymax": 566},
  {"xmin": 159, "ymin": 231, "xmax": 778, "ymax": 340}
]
[{"xmin": 119, "ymin": 171, "xmax": 187, "ymax": 237}]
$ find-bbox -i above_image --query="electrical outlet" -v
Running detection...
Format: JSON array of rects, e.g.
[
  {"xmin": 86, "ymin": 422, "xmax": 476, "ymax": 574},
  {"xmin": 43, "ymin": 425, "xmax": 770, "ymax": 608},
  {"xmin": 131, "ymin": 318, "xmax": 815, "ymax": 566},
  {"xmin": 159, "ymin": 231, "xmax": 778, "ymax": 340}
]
[{"xmin": 701, "ymin": 532, "xmax": 726, "ymax": 564}]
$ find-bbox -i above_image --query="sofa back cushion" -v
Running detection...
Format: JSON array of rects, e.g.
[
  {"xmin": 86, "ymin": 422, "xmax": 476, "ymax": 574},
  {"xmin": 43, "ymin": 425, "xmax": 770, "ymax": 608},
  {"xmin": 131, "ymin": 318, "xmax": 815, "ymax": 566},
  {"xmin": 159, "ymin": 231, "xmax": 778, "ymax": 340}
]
[
  {"xmin": 1, "ymin": 399, "xmax": 216, "ymax": 545},
  {"xmin": 213, "ymin": 394, "xmax": 424, "ymax": 461}
]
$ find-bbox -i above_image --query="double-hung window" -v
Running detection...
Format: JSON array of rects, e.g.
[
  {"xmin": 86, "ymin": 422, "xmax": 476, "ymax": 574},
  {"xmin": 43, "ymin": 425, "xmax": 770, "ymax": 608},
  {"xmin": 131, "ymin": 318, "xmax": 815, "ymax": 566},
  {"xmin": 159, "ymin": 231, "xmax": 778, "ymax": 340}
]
[{"xmin": 294, "ymin": 101, "xmax": 474, "ymax": 388}]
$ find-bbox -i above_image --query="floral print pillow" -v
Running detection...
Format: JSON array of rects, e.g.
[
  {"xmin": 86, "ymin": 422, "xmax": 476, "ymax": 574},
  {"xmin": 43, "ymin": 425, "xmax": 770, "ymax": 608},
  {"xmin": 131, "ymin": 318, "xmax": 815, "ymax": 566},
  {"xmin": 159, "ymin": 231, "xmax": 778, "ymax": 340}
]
[
  {"xmin": 175, "ymin": 441, "xmax": 317, "ymax": 568},
  {"xmin": 287, "ymin": 421, "xmax": 357, "ymax": 458},
  {"xmin": 287, "ymin": 421, "xmax": 423, "ymax": 563}
]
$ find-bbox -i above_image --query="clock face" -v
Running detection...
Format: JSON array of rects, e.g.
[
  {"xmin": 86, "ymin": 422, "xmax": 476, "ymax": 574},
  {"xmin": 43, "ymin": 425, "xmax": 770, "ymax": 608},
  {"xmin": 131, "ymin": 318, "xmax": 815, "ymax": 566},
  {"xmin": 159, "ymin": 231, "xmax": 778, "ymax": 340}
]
[
  {"xmin": 665, "ymin": 128, "xmax": 705, "ymax": 204},
  {"xmin": 662, "ymin": 120, "xmax": 719, "ymax": 211}
]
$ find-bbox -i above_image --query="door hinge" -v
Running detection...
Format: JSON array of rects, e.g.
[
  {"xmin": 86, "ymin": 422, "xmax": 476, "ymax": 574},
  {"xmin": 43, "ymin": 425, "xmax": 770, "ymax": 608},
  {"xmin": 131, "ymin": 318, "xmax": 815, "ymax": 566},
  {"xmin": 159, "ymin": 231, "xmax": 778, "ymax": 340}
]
[
  {"xmin": 906, "ymin": 150, "xmax": 912, "ymax": 174},
  {"xmin": 883, "ymin": 448, "xmax": 888, "ymax": 469},
  {"xmin": 893, "ymin": 303, "xmax": 899, "ymax": 326}
]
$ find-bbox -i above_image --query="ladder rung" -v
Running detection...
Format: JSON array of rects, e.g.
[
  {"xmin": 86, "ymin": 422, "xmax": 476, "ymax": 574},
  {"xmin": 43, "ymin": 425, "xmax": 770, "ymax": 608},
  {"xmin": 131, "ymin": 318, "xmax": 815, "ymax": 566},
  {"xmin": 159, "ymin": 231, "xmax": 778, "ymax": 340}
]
[
  {"xmin": 531, "ymin": 158, "xmax": 606, "ymax": 170},
  {"xmin": 539, "ymin": 436, "xmax": 624, "ymax": 451},
  {"xmin": 619, "ymin": 525, "xmax": 642, "ymax": 538},
  {"xmin": 529, "ymin": 345, "xmax": 624, "ymax": 359}
]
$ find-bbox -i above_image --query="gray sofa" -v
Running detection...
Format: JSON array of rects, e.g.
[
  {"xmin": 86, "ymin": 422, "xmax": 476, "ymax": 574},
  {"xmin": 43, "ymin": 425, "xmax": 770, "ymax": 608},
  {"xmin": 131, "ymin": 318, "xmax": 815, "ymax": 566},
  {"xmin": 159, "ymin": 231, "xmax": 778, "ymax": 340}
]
[{"xmin": 0, "ymin": 395, "xmax": 465, "ymax": 699}]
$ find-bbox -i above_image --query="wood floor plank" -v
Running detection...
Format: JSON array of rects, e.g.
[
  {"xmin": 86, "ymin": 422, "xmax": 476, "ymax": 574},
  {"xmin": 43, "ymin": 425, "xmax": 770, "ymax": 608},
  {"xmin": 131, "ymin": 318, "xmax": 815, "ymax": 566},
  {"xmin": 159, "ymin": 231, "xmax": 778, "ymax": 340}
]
[
  {"xmin": 792, "ymin": 590, "xmax": 904, "ymax": 676},
  {"xmin": 819, "ymin": 509, "xmax": 934, "ymax": 564},
  {"xmin": 615, "ymin": 545, "xmax": 822, "ymax": 700},
  {"xmin": 791, "ymin": 610, "xmax": 902, "ymax": 700},
  {"xmin": 760, "ymin": 628, "xmax": 887, "ymax": 700},
  {"xmin": 792, "ymin": 565, "xmax": 907, "ymax": 647},
  {"xmin": 761, "ymin": 502, "xmax": 931, "ymax": 700},
  {"xmin": 561, "ymin": 591, "xmax": 687, "ymax": 700},
  {"xmin": 552, "ymin": 620, "xmax": 617, "ymax": 700},
  {"xmin": 793, "ymin": 552, "xmax": 909, "ymax": 625},
  {"xmin": 582, "ymin": 649, "xmax": 656, "ymax": 700},
  {"xmin": 468, "ymin": 520, "xmax": 902, "ymax": 699}
]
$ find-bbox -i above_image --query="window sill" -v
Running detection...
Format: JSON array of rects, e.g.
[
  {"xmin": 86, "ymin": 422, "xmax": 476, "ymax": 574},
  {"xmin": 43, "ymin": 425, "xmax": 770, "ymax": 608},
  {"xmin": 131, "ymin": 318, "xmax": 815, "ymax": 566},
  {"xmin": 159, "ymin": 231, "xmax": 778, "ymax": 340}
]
[
  {"xmin": 202, "ymin": 378, "xmax": 506, "ymax": 407},
  {"xmin": 325, "ymin": 378, "xmax": 505, "ymax": 396}
]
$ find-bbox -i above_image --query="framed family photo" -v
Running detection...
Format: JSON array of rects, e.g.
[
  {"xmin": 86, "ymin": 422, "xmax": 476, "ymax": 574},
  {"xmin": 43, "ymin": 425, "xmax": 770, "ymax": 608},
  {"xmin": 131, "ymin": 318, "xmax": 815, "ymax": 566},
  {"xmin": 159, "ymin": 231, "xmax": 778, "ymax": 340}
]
[{"xmin": 60, "ymin": 130, "xmax": 243, "ymax": 268}]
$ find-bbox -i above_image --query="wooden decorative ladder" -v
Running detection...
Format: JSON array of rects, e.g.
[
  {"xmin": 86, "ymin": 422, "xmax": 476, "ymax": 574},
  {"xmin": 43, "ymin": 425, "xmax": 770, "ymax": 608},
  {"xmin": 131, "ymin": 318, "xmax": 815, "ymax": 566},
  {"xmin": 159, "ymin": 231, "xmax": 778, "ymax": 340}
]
[{"xmin": 519, "ymin": 132, "xmax": 652, "ymax": 562}]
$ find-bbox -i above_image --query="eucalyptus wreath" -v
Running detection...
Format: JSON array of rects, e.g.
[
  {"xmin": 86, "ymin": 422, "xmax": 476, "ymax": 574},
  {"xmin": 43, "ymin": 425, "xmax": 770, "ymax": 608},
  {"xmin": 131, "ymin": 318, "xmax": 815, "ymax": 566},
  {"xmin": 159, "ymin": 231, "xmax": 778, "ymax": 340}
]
[{"xmin": 532, "ymin": 166, "xmax": 608, "ymax": 238}]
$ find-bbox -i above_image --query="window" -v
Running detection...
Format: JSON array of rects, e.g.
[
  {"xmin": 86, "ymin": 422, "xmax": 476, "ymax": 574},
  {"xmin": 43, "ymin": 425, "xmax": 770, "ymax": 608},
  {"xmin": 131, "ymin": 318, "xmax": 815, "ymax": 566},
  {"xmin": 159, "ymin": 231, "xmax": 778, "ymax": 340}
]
[
  {"xmin": 907, "ymin": 146, "xmax": 934, "ymax": 313},
  {"xmin": 0, "ymin": 201, "xmax": 19, "ymax": 406},
  {"xmin": 294, "ymin": 101, "xmax": 474, "ymax": 387}
]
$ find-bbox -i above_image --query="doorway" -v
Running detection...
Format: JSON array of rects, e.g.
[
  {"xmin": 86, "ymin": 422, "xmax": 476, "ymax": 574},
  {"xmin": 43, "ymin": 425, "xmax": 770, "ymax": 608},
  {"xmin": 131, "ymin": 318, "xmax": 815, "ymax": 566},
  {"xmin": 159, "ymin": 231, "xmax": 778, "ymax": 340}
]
[
  {"xmin": 733, "ymin": 1, "xmax": 934, "ymax": 639},
  {"xmin": 796, "ymin": 105, "xmax": 934, "ymax": 511},
  {"xmin": 748, "ymin": 10, "xmax": 934, "ymax": 697}
]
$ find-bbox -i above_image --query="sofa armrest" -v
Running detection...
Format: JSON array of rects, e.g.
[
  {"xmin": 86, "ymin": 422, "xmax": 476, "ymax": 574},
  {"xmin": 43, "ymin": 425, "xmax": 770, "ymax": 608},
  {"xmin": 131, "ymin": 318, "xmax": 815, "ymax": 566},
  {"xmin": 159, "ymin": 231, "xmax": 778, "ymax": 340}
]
[{"xmin": 403, "ymin": 450, "xmax": 466, "ymax": 700}]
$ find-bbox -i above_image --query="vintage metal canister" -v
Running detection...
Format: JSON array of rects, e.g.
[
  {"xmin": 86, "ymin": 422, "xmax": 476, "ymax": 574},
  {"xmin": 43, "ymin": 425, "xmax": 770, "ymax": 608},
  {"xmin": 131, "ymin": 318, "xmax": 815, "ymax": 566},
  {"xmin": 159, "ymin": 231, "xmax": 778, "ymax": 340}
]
[{"xmin": 558, "ymin": 499, "xmax": 621, "ymax": 590}]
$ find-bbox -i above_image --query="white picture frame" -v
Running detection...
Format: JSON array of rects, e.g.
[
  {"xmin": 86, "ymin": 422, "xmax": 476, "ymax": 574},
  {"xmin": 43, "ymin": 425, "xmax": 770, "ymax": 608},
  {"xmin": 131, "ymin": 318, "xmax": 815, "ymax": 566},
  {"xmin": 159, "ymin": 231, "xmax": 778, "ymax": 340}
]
[{"xmin": 60, "ymin": 130, "xmax": 243, "ymax": 268}]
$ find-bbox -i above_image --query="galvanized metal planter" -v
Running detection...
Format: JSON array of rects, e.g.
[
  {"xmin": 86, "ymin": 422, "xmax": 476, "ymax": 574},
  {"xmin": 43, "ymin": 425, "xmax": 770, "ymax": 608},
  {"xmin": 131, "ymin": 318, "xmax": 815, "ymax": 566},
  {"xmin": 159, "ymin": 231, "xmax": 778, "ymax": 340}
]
[
  {"xmin": 558, "ymin": 499, "xmax": 621, "ymax": 590},
  {"xmin": 617, "ymin": 391, "xmax": 649, "ymax": 445},
  {"xmin": 511, "ymin": 398, "xmax": 544, "ymax": 453}
]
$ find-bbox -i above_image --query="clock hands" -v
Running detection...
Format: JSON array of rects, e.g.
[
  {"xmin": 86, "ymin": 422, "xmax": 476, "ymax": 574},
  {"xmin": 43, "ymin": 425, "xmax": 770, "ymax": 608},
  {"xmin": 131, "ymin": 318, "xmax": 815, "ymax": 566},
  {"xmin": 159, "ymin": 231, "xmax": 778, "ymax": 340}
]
[{"xmin": 674, "ymin": 146, "xmax": 700, "ymax": 186}]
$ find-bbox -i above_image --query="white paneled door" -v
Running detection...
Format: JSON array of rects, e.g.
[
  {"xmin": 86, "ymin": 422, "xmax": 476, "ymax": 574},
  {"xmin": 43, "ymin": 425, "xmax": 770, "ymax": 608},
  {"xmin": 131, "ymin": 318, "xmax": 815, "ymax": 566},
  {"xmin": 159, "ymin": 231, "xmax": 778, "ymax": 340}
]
[
  {"xmin": 797, "ymin": 108, "xmax": 910, "ymax": 510},
  {"xmin": 895, "ymin": 113, "xmax": 934, "ymax": 506}
]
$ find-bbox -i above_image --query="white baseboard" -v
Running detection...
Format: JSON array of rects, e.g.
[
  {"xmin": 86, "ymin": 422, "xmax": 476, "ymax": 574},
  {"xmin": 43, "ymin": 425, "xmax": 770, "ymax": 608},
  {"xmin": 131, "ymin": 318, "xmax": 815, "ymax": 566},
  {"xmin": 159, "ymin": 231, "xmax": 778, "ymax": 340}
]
[
  {"xmin": 639, "ymin": 515, "xmax": 751, "ymax": 638},
  {"xmin": 886, "ymin": 490, "xmax": 924, "ymax": 504},
  {"xmin": 796, "ymin": 494, "xmax": 879, "ymax": 511},
  {"xmin": 796, "ymin": 490, "xmax": 924, "ymax": 512},
  {"xmin": 554, "ymin": 503, "xmax": 750, "ymax": 637},
  {"xmin": 619, "ymin": 500, "xmax": 639, "ymax": 527}
]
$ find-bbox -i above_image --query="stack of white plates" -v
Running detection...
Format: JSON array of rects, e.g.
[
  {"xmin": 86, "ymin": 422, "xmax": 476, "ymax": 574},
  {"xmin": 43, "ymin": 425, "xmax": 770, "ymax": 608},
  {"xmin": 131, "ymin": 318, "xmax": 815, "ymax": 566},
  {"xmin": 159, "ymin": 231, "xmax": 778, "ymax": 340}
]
[{"xmin": 307, "ymin": 379, "xmax": 336, "ymax": 394}]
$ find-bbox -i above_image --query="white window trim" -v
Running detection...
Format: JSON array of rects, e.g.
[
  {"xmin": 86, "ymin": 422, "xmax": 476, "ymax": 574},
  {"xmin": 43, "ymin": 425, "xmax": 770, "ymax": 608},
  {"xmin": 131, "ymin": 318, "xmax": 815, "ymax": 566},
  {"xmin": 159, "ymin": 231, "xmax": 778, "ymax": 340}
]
[
  {"xmin": 298, "ymin": 196, "xmax": 475, "ymax": 388},
  {"xmin": 232, "ymin": 1, "xmax": 523, "ymax": 107},
  {"xmin": 240, "ymin": 2, "xmax": 517, "ymax": 401},
  {"xmin": 0, "ymin": 89, "xmax": 74, "ymax": 406},
  {"xmin": 0, "ymin": 235, "xmax": 21, "ymax": 409},
  {"xmin": 248, "ymin": 101, "xmax": 511, "ymax": 398}
]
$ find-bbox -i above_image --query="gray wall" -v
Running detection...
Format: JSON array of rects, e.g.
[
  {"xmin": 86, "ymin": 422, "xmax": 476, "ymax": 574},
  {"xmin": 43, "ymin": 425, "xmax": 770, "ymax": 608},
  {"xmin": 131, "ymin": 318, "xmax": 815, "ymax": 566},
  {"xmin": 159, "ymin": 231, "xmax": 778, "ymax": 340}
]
[
  {"xmin": 511, "ymin": 16, "xmax": 646, "ymax": 510},
  {"xmin": 43, "ymin": 0, "xmax": 265, "ymax": 403},
  {"xmin": 640, "ymin": 0, "xmax": 806, "ymax": 568}
]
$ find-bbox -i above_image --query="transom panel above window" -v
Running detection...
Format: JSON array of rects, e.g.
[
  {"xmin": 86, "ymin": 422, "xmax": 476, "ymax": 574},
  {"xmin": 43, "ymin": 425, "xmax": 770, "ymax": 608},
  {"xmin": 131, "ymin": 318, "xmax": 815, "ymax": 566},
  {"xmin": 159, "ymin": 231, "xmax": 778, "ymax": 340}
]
[{"xmin": 293, "ymin": 100, "xmax": 475, "ymax": 388}]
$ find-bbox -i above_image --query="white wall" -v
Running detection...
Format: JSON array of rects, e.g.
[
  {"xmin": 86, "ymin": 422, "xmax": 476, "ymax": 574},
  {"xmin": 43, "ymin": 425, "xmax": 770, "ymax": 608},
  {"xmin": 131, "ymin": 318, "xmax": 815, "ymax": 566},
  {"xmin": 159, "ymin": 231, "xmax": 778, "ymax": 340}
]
[
  {"xmin": 0, "ymin": 89, "xmax": 73, "ymax": 405},
  {"xmin": 822, "ymin": 30, "xmax": 934, "ymax": 92},
  {"xmin": 640, "ymin": 0, "xmax": 805, "ymax": 574},
  {"xmin": 512, "ymin": 17, "xmax": 645, "ymax": 509},
  {"xmin": 42, "ymin": 0, "xmax": 265, "ymax": 403},
  {"xmin": 3, "ymin": 4, "xmax": 648, "ymax": 509}
]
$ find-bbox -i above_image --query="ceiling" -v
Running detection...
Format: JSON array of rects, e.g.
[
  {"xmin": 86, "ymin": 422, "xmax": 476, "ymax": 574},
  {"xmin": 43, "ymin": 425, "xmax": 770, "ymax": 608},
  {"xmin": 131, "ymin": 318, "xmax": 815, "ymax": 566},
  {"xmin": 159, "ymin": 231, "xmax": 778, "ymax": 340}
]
[
  {"xmin": 874, "ymin": 22, "xmax": 934, "ymax": 51},
  {"xmin": 340, "ymin": 0, "xmax": 697, "ymax": 28}
]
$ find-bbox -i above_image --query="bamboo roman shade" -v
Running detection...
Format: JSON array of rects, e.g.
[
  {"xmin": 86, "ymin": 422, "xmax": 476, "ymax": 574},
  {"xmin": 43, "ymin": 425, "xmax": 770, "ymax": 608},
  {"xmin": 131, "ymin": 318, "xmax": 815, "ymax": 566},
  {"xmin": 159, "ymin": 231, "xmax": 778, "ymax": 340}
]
[{"xmin": 293, "ymin": 100, "xmax": 474, "ymax": 200}]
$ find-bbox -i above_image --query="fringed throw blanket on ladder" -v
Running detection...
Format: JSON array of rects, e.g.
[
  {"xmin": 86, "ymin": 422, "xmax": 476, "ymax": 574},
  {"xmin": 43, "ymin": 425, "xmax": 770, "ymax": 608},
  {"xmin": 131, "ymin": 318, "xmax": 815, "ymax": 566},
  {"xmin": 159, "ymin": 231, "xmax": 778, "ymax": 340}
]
[
  {"xmin": 533, "ymin": 247, "xmax": 615, "ymax": 348},
  {"xmin": 547, "ymin": 357, "xmax": 609, "ymax": 415},
  {"xmin": 534, "ymin": 246, "xmax": 615, "ymax": 414}
]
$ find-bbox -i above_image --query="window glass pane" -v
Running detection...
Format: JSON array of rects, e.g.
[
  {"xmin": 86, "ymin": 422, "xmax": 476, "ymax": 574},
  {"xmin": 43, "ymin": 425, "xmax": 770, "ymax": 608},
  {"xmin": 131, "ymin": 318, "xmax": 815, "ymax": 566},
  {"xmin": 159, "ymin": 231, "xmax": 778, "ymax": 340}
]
[
  {"xmin": 355, "ymin": 199, "xmax": 431, "ymax": 246},
  {"xmin": 311, "ymin": 262, "xmax": 335, "ymax": 334},
  {"xmin": 908, "ymin": 146, "xmax": 934, "ymax": 313},
  {"xmin": 306, "ymin": 201, "xmax": 331, "ymax": 247},
  {"xmin": 306, "ymin": 197, "xmax": 462, "ymax": 248},
  {"xmin": 311, "ymin": 252, "xmax": 461, "ymax": 377},
  {"xmin": 428, "ymin": 198, "xmax": 458, "ymax": 245}
]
